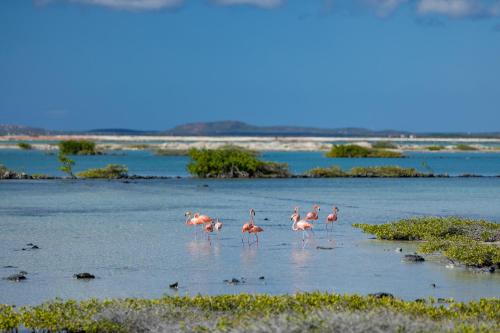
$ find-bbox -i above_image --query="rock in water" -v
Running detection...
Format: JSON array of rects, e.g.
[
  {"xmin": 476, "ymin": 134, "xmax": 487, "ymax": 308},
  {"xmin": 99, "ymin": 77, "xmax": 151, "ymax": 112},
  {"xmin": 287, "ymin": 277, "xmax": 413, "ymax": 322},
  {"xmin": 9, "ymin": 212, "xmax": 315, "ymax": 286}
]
[
  {"xmin": 74, "ymin": 273, "xmax": 95, "ymax": 279},
  {"xmin": 403, "ymin": 254, "xmax": 425, "ymax": 262},
  {"xmin": 169, "ymin": 282, "xmax": 178, "ymax": 289},
  {"xmin": 5, "ymin": 272, "xmax": 27, "ymax": 281}
]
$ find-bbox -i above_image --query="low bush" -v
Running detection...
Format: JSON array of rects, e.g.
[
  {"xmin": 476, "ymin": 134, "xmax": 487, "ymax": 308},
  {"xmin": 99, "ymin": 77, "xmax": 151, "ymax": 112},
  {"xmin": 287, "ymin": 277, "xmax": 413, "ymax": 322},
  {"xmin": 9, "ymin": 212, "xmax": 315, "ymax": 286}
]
[
  {"xmin": 17, "ymin": 142, "xmax": 32, "ymax": 150},
  {"xmin": 427, "ymin": 146, "xmax": 445, "ymax": 151},
  {"xmin": 187, "ymin": 147, "xmax": 289, "ymax": 178},
  {"xmin": 59, "ymin": 140, "xmax": 97, "ymax": 155},
  {"xmin": 354, "ymin": 217, "xmax": 500, "ymax": 267},
  {"xmin": 0, "ymin": 293, "xmax": 498, "ymax": 332},
  {"xmin": 76, "ymin": 164, "xmax": 128, "ymax": 179},
  {"xmin": 326, "ymin": 144, "xmax": 403, "ymax": 158},
  {"xmin": 372, "ymin": 141, "xmax": 398, "ymax": 149},
  {"xmin": 306, "ymin": 165, "xmax": 427, "ymax": 178},
  {"xmin": 455, "ymin": 144, "xmax": 477, "ymax": 151}
]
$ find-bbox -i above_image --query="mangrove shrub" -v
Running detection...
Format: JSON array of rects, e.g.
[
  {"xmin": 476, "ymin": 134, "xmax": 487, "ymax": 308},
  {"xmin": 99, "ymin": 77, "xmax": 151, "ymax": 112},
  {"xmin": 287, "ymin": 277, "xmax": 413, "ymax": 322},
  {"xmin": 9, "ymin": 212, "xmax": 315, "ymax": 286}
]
[
  {"xmin": 59, "ymin": 140, "xmax": 97, "ymax": 155},
  {"xmin": 77, "ymin": 164, "xmax": 128, "ymax": 179},
  {"xmin": 326, "ymin": 144, "xmax": 403, "ymax": 158},
  {"xmin": 187, "ymin": 147, "xmax": 289, "ymax": 178}
]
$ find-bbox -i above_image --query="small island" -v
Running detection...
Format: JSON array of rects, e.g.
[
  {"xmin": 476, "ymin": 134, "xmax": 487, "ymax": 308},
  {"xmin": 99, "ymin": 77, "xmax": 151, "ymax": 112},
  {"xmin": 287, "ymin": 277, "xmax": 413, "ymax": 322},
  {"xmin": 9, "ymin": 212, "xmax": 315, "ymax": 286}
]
[{"xmin": 354, "ymin": 217, "xmax": 500, "ymax": 270}]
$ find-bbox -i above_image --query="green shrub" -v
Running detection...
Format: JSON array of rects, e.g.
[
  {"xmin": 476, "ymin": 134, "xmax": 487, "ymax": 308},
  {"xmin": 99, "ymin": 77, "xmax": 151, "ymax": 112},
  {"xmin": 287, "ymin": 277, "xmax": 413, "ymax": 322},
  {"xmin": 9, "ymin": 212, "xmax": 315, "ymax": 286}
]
[
  {"xmin": 77, "ymin": 164, "xmax": 128, "ymax": 179},
  {"xmin": 58, "ymin": 153, "xmax": 75, "ymax": 178},
  {"xmin": 348, "ymin": 166, "xmax": 424, "ymax": 177},
  {"xmin": 59, "ymin": 140, "xmax": 97, "ymax": 155},
  {"xmin": 187, "ymin": 147, "xmax": 289, "ymax": 178},
  {"xmin": 326, "ymin": 144, "xmax": 403, "ymax": 158},
  {"xmin": 455, "ymin": 144, "xmax": 477, "ymax": 151},
  {"xmin": 372, "ymin": 141, "xmax": 398, "ymax": 149},
  {"xmin": 427, "ymin": 146, "xmax": 444, "ymax": 151},
  {"xmin": 354, "ymin": 217, "xmax": 500, "ymax": 267},
  {"xmin": 307, "ymin": 166, "xmax": 347, "ymax": 177},
  {"xmin": 17, "ymin": 142, "xmax": 32, "ymax": 150},
  {"xmin": 1, "ymin": 293, "xmax": 498, "ymax": 332},
  {"xmin": 154, "ymin": 149, "xmax": 189, "ymax": 156}
]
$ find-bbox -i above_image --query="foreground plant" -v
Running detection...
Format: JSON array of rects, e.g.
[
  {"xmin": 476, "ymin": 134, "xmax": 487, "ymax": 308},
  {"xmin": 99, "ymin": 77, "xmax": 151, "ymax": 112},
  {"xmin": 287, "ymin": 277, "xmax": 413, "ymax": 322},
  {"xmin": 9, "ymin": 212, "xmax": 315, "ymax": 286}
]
[
  {"xmin": 0, "ymin": 293, "xmax": 498, "ymax": 332},
  {"xmin": 354, "ymin": 217, "xmax": 500, "ymax": 268}
]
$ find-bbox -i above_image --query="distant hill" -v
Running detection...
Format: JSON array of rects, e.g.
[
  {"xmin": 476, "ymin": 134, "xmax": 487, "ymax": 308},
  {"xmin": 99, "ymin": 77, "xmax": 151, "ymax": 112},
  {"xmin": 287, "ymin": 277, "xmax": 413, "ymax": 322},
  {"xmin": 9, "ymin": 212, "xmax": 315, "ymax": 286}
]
[
  {"xmin": 0, "ymin": 124, "xmax": 52, "ymax": 136},
  {"xmin": 1, "ymin": 121, "xmax": 499, "ymax": 138},
  {"xmin": 165, "ymin": 121, "xmax": 413, "ymax": 137}
]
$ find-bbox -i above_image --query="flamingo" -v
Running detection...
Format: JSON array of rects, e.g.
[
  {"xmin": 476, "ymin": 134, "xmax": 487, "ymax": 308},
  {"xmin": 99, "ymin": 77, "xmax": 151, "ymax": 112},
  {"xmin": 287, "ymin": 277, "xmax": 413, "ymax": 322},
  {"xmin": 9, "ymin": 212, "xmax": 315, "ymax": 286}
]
[
  {"xmin": 291, "ymin": 207, "xmax": 314, "ymax": 247},
  {"xmin": 305, "ymin": 204, "xmax": 320, "ymax": 224},
  {"xmin": 241, "ymin": 208, "xmax": 255, "ymax": 244},
  {"xmin": 326, "ymin": 206, "xmax": 339, "ymax": 232},
  {"xmin": 185, "ymin": 212, "xmax": 200, "ymax": 238},
  {"xmin": 214, "ymin": 218, "xmax": 223, "ymax": 239},
  {"xmin": 204, "ymin": 221, "xmax": 214, "ymax": 244},
  {"xmin": 248, "ymin": 224, "xmax": 264, "ymax": 245}
]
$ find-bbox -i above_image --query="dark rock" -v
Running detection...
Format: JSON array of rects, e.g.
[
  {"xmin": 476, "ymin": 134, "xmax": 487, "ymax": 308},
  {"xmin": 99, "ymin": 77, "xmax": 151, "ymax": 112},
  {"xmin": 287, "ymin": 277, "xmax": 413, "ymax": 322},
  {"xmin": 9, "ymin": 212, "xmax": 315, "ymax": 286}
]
[
  {"xmin": 415, "ymin": 298, "xmax": 426, "ymax": 303},
  {"xmin": 403, "ymin": 254, "xmax": 425, "ymax": 262},
  {"xmin": 259, "ymin": 276, "xmax": 265, "ymax": 280},
  {"xmin": 169, "ymin": 282, "xmax": 178, "ymax": 289},
  {"xmin": 2, "ymin": 265, "xmax": 17, "ymax": 269},
  {"xmin": 369, "ymin": 292, "xmax": 394, "ymax": 299},
  {"xmin": 5, "ymin": 273, "xmax": 27, "ymax": 281},
  {"xmin": 19, "ymin": 271, "xmax": 28, "ymax": 275},
  {"xmin": 264, "ymin": 218, "xmax": 269, "ymax": 221},
  {"xmin": 31, "ymin": 245, "xmax": 39, "ymax": 249},
  {"xmin": 489, "ymin": 266, "xmax": 496, "ymax": 273},
  {"xmin": 316, "ymin": 246, "xmax": 334, "ymax": 250},
  {"xmin": 431, "ymin": 283, "xmax": 436, "ymax": 288},
  {"xmin": 73, "ymin": 273, "xmax": 95, "ymax": 279},
  {"xmin": 224, "ymin": 278, "xmax": 241, "ymax": 285},
  {"xmin": 26, "ymin": 243, "xmax": 34, "ymax": 246},
  {"xmin": 395, "ymin": 247, "xmax": 402, "ymax": 252},
  {"xmin": 202, "ymin": 184, "xmax": 209, "ymax": 187}
]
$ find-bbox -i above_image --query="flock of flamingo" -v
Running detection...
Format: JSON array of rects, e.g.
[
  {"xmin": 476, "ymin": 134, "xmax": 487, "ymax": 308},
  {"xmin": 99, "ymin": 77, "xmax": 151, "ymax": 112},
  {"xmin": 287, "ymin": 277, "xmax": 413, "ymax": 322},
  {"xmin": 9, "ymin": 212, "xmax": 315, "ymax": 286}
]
[{"xmin": 184, "ymin": 205, "xmax": 339, "ymax": 246}]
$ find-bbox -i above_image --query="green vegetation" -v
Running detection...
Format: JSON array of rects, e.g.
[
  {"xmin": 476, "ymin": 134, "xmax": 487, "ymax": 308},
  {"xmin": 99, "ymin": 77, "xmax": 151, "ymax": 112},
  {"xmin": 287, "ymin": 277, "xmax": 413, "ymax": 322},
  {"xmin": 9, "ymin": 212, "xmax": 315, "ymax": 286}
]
[
  {"xmin": 58, "ymin": 153, "xmax": 75, "ymax": 178},
  {"xmin": 0, "ymin": 293, "xmax": 498, "ymax": 332},
  {"xmin": 154, "ymin": 149, "xmax": 190, "ymax": 156},
  {"xmin": 187, "ymin": 147, "xmax": 290, "ymax": 178},
  {"xmin": 76, "ymin": 164, "xmax": 128, "ymax": 179},
  {"xmin": 372, "ymin": 141, "xmax": 398, "ymax": 149},
  {"xmin": 354, "ymin": 217, "xmax": 500, "ymax": 268},
  {"xmin": 58, "ymin": 140, "xmax": 97, "ymax": 155},
  {"xmin": 427, "ymin": 145, "xmax": 445, "ymax": 151},
  {"xmin": 326, "ymin": 144, "xmax": 403, "ymax": 158},
  {"xmin": 17, "ymin": 142, "xmax": 32, "ymax": 150},
  {"xmin": 307, "ymin": 165, "xmax": 427, "ymax": 178},
  {"xmin": 455, "ymin": 144, "xmax": 478, "ymax": 151}
]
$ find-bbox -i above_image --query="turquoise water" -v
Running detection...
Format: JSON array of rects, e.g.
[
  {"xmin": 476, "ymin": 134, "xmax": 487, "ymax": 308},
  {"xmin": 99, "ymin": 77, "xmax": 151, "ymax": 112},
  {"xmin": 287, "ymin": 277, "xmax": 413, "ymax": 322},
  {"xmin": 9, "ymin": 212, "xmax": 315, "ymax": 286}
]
[
  {"xmin": 0, "ymin": 178, "xmax": 499, "ymax": 306},
  {"xmin": 1, "ymin": 150, "xmax": 499, "ymax": 176}
]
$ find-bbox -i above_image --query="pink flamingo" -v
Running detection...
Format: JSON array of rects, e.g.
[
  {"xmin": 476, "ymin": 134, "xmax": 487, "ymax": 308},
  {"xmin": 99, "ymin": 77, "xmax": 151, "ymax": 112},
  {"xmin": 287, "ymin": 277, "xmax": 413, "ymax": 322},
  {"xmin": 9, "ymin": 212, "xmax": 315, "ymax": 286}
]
[
  {"xmin": 291, "ymin": 207, "xmax": 314, "ymax": 247},
  {"xmin": 305, "ymin": 204, "xmax": 320, "ymax": 224},
  {"xmin": 203, "ymin": 221, "xmax": 214, "ymax": 244},
  {"xmin": 214, "ymin": 218, "xmax": 223, "ymax": 239},
  {"xmin": 326, "ymin": 206, "xmax": 339, "ymax": 232},
  {"xmin": 185, "ymin": 211, "xmax": 200, "ymax": 238},
  {"xmin": 241, "ymin": 208, "xmax": 255, "ymax": 244},
  {"xmin": 248, "ymin": 224, "xmax": 264, "ymax": 245}
]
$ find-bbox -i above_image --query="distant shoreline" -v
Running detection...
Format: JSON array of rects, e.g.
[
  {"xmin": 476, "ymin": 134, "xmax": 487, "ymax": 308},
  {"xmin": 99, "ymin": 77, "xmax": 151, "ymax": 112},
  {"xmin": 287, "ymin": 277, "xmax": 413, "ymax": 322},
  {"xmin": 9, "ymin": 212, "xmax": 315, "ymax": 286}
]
[{"xmin": 1, "ymin": 135, "xmax": 499, "ymax": 152}]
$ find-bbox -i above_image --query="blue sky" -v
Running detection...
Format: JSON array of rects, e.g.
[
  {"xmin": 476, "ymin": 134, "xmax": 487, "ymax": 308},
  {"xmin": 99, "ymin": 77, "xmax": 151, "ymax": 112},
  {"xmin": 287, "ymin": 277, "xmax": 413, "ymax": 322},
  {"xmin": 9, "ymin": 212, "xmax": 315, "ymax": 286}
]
[{"xmin": 1, "ymin": 0, "xmax": 499, "ymax": 132}]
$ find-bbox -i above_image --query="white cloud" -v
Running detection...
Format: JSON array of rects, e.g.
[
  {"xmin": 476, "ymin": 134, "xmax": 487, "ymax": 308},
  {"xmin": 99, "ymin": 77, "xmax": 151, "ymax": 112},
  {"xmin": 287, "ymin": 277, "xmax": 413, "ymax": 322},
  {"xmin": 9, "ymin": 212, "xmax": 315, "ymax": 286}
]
[
  {"xmin": 214, "ymin": 0, "xmax": 283, "ymax": 8},
  {"xmin": 416, "ymin": 0, "xmax": 500, "ymax": 17},
  {"xmin": 70, "ymin": 0, "xmax": 183, "ymax": 10},
  {"xmin": 364, "ymin": 0, "xmax": 408, "ymax": 17}
]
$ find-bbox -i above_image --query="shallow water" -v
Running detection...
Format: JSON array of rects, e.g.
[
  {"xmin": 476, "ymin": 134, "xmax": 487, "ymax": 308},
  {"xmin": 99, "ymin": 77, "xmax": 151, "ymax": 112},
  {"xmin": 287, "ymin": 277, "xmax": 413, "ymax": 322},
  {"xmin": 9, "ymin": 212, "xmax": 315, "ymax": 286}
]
[
  {"xmin": 1, "ymin": 178, "xmax": 499, "ymax": 305},
  {"xmin": 1, "ymin": 150, "xmax": 500, "ymax": 176}
]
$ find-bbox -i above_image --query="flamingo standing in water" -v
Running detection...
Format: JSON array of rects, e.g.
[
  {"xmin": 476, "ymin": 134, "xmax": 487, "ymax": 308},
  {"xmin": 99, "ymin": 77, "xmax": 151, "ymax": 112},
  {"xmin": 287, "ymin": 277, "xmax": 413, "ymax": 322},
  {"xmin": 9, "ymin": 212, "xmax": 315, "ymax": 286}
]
[
  {"xmin": 291, "ymin": 207, "xmax": 314, "ymax": 247},
  {"xmin": 204, "ymin": 221, "xmax": 214, "ymax": 244},
  {"xmin": 214, "ymin": 218, "xmax": 223, "ymax": 239},
  {"xmin": 241, "ymin": 208, "xmax": 255, "ymax": 244},
  {"xmin": 185, "ymin": 212, "xmax": 200, "ymax": 238},
  {"xmin": 326, "ymin": 206, "xmax": 339, "ymax": 232},
  {"xmin": 248, "ymin": 224, "xmax": 264, "ymax": 245},
  {"xmin": 305, "ymin": 204, "xmax": 320, "ymax": 224}
]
